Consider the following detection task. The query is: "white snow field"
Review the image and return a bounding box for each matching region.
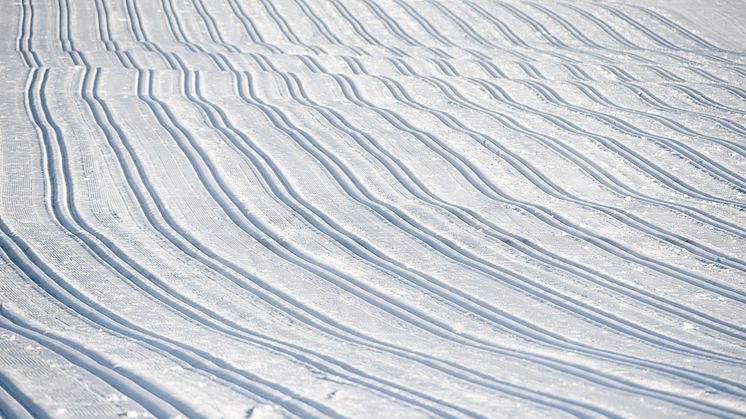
[0,0,745,417]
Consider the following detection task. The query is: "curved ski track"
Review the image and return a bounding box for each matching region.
[0,0,745,417]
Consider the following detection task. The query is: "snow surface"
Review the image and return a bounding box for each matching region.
[0,0,745,417]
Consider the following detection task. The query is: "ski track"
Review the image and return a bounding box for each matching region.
[0,0,745,417]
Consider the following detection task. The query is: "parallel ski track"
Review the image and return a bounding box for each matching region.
[1,0,745,417]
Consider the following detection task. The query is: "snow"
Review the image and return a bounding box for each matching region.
[1,0,745,417]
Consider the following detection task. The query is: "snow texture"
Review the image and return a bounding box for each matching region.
[0,0,745,417]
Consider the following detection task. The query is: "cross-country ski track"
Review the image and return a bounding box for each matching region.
[0,0,745,417]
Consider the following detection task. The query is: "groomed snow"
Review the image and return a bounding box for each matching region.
[0,0,745,417]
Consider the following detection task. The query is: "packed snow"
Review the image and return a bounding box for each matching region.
[1,0,745,417]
